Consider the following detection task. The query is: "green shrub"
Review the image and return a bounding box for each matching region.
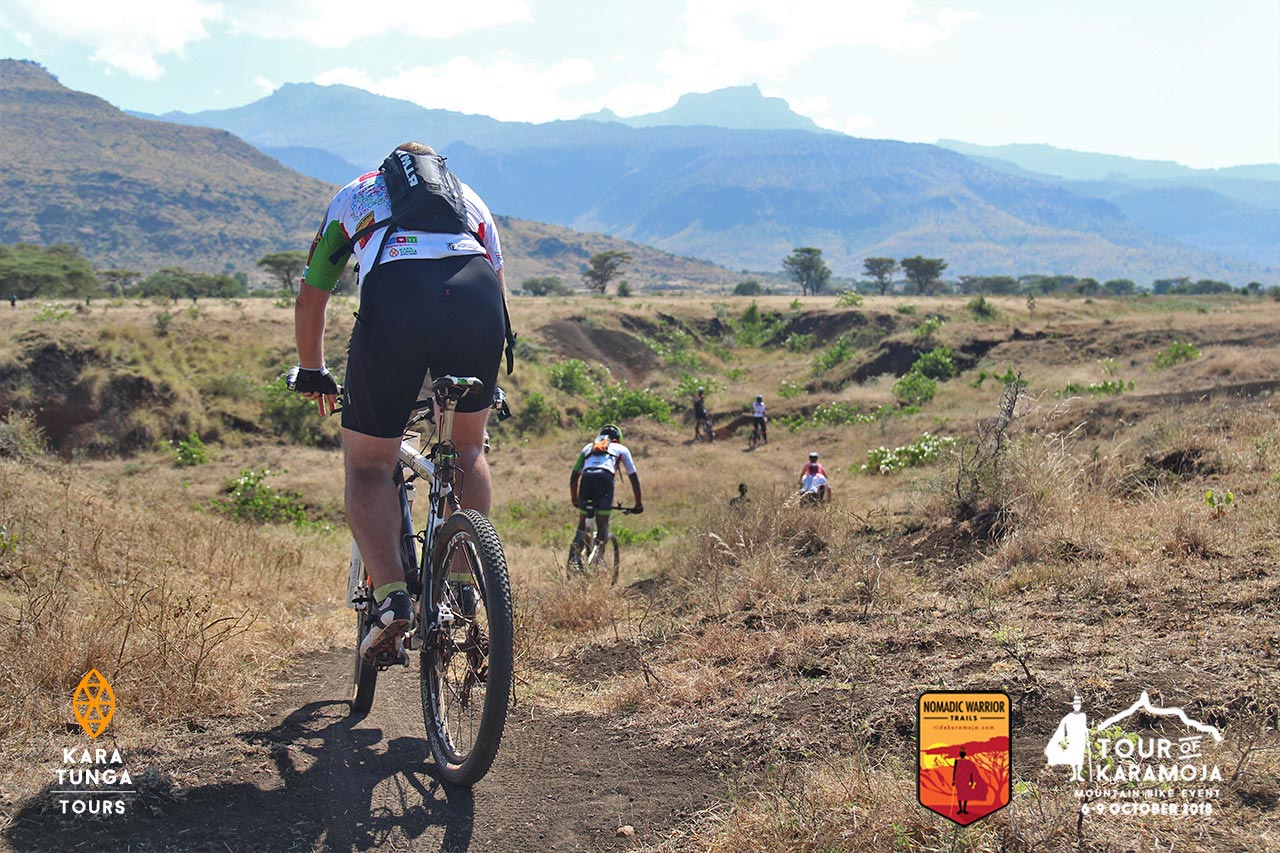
[549,358,595,396]
[895,304,917,315]
[893,370,938,405]
[171,432,209,466]
[967,295,998,320]
[585,383,672,426]
[861,433,957,474]
[837,290,864,307]
[1053,380,1132,398]
[913,316,943,342]
[912,346,956,380]
[261,376,336,447]
[613,524,671,545]
[733,279,763,296]
[784,332,816,352]
[34,304,71,323]
[778,379,807,399]
[212,469,309,524]
[0,412,46,459]
[674,373,723,401]
[812,336,854,374]
[513,391,559,435]
[1152,341,1201,369]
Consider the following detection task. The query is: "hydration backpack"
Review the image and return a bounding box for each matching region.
[327,149,474,266]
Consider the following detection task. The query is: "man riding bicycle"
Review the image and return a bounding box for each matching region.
[692,386,712,440]
[568,424,644,565]
[752,394,768,444]
[799,451,831,501]
[290,141,508,662]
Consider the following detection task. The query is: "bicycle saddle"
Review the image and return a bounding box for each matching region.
[432,375,484,400]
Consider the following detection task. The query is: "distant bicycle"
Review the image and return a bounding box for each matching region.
[748,418,765,450]
[566,505,639,584]
[694,414,715,442]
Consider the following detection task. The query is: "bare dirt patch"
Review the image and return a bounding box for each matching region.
[537,319,660,383]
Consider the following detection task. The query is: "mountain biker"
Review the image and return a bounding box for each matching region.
[290,141,508,663]
[752,394,768,444]
[692,386,712,440]
[569,424,644,564]
[799,451,831,501]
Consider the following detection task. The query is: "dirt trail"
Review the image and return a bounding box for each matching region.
[4,651,721,853]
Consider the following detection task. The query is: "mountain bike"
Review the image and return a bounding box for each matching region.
[748,417,766,449]
[566,505,639,585]
[694,414,715,442]
[346,376,513,786]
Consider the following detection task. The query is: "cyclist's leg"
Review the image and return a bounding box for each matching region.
[342,430,405,590]
[451,408,492,514]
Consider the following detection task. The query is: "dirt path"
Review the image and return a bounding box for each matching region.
[4,651,722,853]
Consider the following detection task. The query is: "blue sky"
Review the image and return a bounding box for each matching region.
[1,0,1277,168]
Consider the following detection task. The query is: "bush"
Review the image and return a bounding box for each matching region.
[861,433,957,474]
[0,412,46,459]
[674,373,723,401]
[895,304,917,315]
[513,391,559,435]
[1152,341,1201,369]
[811,336,854,374]
[733,280,763,296]
[913,316,943,342]
[212,469,310,525]
[171,432,208,467]
[1053,380,1132,398]
[549,358,595,396]
[261,377,336,447]
[911,346,956,380]
[778,379,807,399]
[837,290,864,307]
[967,295,998,320]
[893,370,938,405]
[783,332,816,352]
[585,383,672,426]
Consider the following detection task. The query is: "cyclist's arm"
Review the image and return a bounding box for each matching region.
[627,471,643,513]
[569,451,586,507]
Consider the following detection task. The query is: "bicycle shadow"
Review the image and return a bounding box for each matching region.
[4,701,475,853]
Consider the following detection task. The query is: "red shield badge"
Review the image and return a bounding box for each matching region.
[918,691,1011,825]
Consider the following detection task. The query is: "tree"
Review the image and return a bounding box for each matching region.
[1103,278,1136,296]
[0,243,100,299]
[99,269,141,296]
[1246,281,1263,296]
[582,250,632,294]
[257,250,309,295]
[137,268,246,300]
[782,247,831,295]
[900,256,947,295]
[733,279,763,296]
[959,275,1019,295]
[863,257,897,296]
[522,276,571,296]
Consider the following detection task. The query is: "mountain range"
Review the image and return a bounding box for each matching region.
[145,81,1277,284]
[0,60,735,288]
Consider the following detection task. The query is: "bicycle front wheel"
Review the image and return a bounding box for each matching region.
[350,599,378,714]
[421,510,513,785]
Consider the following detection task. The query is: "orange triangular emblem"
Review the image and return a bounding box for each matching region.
[72,669,115,738]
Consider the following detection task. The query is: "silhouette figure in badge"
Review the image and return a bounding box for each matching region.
[1045,695,1089,782]
[952,749,980,815]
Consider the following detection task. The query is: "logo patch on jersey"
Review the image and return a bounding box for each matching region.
[394,236,418,244]
[355,212,376,248]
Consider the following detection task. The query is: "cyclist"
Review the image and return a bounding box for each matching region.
[692,386,712,440]
[752,394,768,444]
[569,424,644,565]
[799,451,831,501]
[290,141,508,662]
[729,483,749,508]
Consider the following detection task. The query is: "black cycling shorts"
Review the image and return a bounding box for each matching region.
[578,469,616,518]
[341,255,505,438]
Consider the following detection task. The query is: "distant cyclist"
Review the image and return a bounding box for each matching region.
[752,394,768,444]
[569,424,644,564]
[799,451,831,501]
[692,386,713,440]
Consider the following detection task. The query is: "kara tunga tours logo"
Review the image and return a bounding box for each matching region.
[56,670,134,816]
[1045,690,1223,818]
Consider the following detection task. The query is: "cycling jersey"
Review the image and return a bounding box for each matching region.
[801,462,827,478]
[752,402,766,417]
[693,395,707,418]
[572,441,637,477]
[302,171,503,292]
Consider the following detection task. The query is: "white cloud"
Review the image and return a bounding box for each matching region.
[223,0,532,48]
[252,76,275,94]
[0,0,216,79]
[656,0,977,91]
[313,56,598,123]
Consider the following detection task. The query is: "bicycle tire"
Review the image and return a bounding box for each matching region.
[350,593,378,713]
[607,534,620,585]
[566,536,588,577]
[421,510,513,786]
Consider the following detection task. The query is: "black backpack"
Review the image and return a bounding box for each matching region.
[327,150,474,266]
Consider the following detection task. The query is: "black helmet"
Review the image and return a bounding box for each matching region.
[600,424,622,441]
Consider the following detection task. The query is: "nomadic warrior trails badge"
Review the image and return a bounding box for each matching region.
[918,691,1011,826]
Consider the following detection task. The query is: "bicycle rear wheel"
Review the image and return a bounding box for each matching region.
[607,534,620,585]
[350,594,378,713]
[566,535,588,577]
[421,510,513,785]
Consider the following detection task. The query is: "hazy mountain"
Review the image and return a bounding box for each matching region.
[145,81,1275,283]
[580,85,832,133]
[0,61,738,288]
[939,139,1280,265]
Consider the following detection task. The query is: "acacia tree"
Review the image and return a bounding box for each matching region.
[99,269,141,296]
[582,250,632,294]
[0,243,100,299]
[900,255,948,295]
[257,250,309,295]
[783,247,831,295]
[863,257,897,296]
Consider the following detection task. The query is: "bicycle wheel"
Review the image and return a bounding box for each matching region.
[566,535,588,577]
[421,510,513,785]
[350,587,378,713]
[606,534,620,585]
